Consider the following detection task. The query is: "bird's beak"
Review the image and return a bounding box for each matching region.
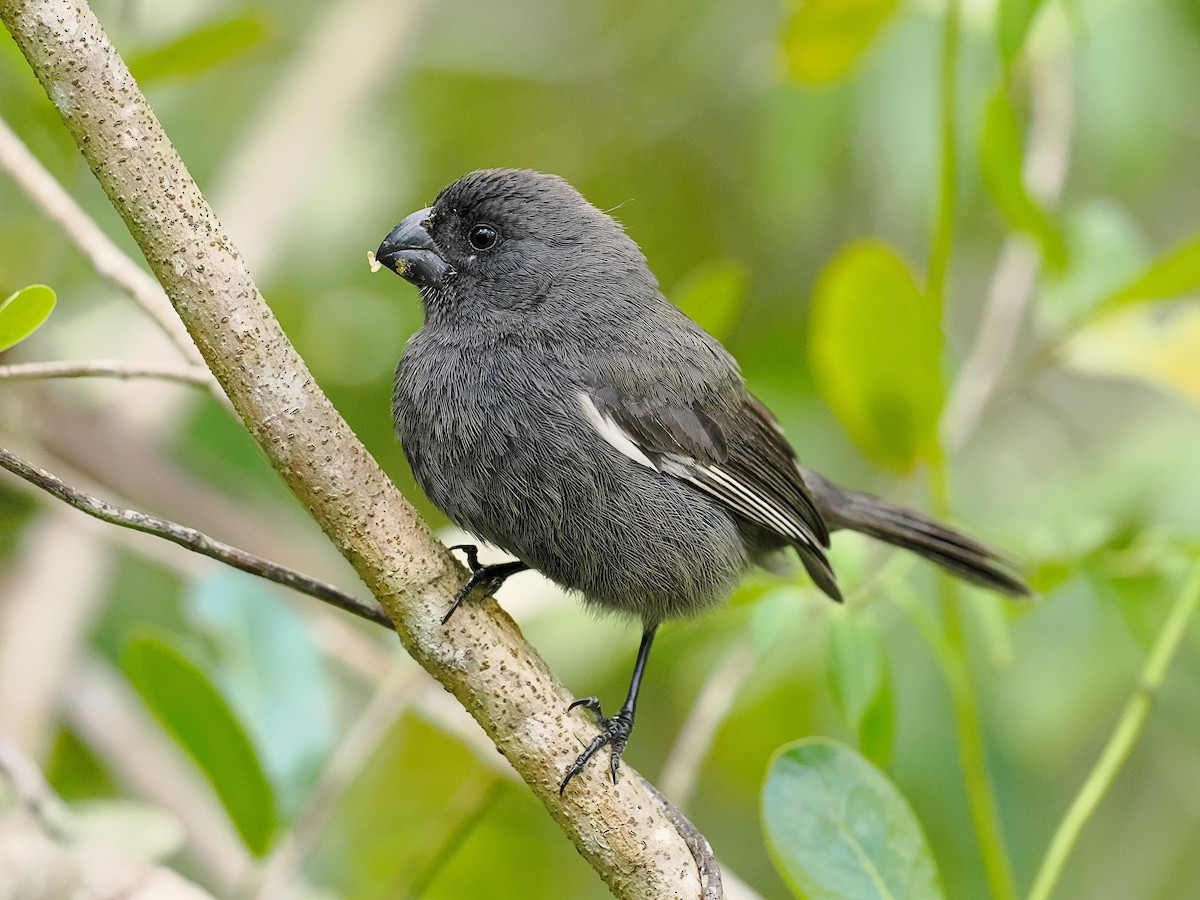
[375,207,453,289]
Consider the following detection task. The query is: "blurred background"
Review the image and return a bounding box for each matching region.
[1,0,1199,897]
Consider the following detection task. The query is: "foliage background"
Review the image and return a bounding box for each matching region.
[2,0,1199,897]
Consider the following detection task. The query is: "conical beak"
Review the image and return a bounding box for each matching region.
[375,207,454,289]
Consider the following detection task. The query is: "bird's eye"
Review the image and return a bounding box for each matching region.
[467,224,499,251]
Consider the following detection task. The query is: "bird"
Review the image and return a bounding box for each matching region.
[373,168,1029,794]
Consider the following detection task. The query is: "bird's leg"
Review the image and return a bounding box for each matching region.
[559,624,658,794]
[443,544,529,624]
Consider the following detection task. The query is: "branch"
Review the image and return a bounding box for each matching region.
[941,51,1074,449]
[0,739,220,900]
[0,116,200,371]
[0,2,706,896]
[0,359,213,387]
[0,446,392,629]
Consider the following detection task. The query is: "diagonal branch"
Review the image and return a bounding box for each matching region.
[0,446,392,629]
[0,2,707,896]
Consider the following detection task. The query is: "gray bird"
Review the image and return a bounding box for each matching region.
[375,168,1028,793]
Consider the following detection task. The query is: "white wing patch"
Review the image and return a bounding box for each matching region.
[577,391,822,553]
[577,392,656,470]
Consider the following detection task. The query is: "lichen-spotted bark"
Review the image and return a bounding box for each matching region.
[0,1,704,896]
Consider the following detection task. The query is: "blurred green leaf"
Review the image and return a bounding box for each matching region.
[671,258,749,340]
[858,676,895,768]
[762,737,943,899]
[122,631,277,855]
[311,715,503,900]
[827,610,894,767]
[1095,231,1200,315]
[1037,200,1145,333]
[980,87,1066,268]
[780,0,899,86]
[750,585,808,652]
[997,0,1047,69]
[826,610,885,728]
[0,284,55,352]
[128,11,272,83]
[186,571,335,815]
[809,240,944,471]
[969,592,1015,668]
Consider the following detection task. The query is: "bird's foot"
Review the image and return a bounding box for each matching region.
[559,696,634,794]
[443,545,528,624]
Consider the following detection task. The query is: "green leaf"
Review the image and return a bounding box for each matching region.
[122,631,277,855]
[1096,232,1200,314]
[128,12,272,83]
[0,284,56,352]
[186,571,335,816]
[997,0,1047,69]
[980,87,1066,268]
[762,738,943,900]
[780,0,899,86]
[809,240,944,471]
[670,258,749,341]
[827,611,894,767]
[750,585,808,652]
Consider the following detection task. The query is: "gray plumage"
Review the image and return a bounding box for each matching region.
[377,168,1027,789]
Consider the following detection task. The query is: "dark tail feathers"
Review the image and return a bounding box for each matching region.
[799,467,1031,598]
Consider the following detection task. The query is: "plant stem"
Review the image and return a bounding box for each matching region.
[1026,560,1200,900]
[930,460,1019,900]
[925,1,1019,892]
[927,0,960,311]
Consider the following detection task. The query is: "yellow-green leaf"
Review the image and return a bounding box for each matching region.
[997,0,1047,69]
[128,12,272,83]
[780,0,899,85]
[0,284,56,353]
[1096,232,1200,315]
[827,610,895,767]
[809,240,944,471]
[980,87,1066,268]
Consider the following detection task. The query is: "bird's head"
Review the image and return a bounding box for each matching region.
[374,169,654,325]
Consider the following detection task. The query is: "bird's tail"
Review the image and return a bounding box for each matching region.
[799,467,1031,598]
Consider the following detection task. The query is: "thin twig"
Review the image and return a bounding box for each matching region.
[1026,560,1200,900]
[941,51,1074,449]
[658,641,757,811]
[0,739,74,839]
[0,446,391,629]
[0,359,213,387]
[0,116,202,371]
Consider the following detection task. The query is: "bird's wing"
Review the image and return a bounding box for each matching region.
[579,384,840,600]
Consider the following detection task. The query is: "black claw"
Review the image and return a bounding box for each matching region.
[443,545,529,624]
[567,695,603,715]
[559,626,658,796]
[559,699,634,795]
